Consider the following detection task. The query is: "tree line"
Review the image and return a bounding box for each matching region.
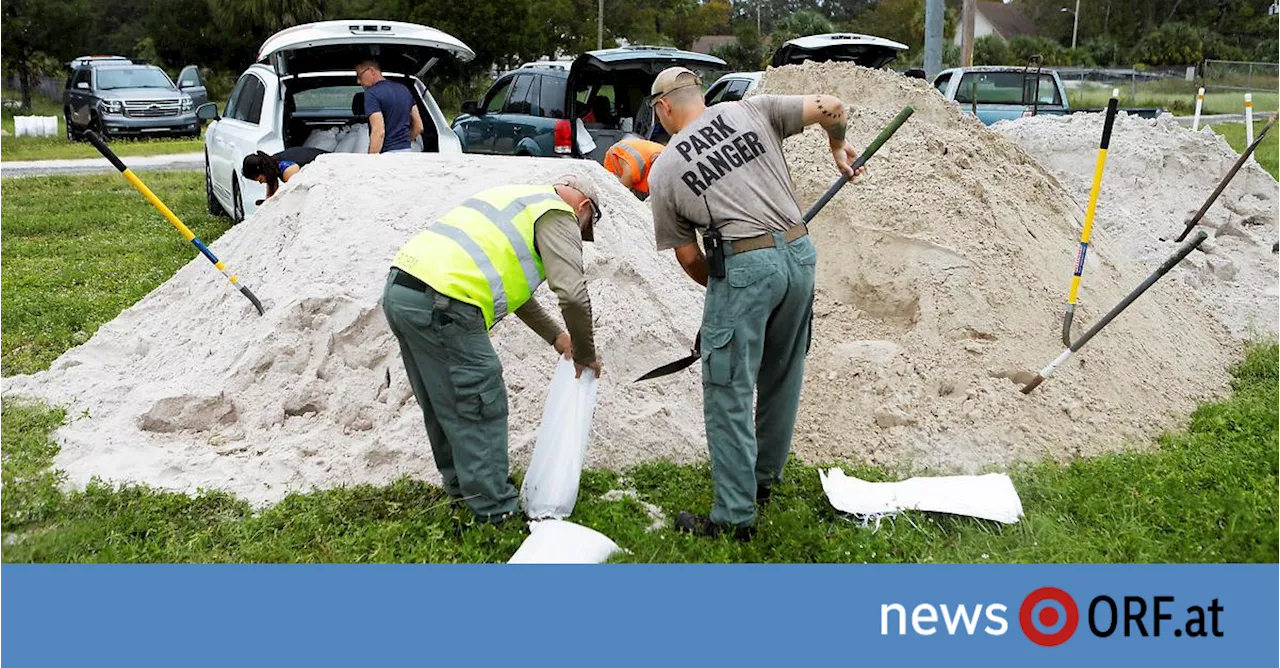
[3,0,1275,109]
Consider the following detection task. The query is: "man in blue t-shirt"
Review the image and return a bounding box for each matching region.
[356,59,422,153]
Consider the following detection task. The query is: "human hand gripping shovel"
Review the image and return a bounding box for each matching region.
[84,130,266,315]
[634,107,915,383]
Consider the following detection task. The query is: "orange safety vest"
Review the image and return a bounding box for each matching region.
[603,139,663,194]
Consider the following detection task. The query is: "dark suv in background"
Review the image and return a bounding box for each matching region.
[64,57,202,140]
[452,46,726,163]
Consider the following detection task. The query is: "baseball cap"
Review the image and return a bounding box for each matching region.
[650,67,702,103]
[554,173,602,241]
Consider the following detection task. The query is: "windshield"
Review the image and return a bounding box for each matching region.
[96,67,175,90]
[955,72,1061,106]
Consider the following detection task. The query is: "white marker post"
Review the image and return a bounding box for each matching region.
[1192,87,1205,131]
[1245,93,1255,146]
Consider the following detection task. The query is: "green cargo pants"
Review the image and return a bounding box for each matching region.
[381,269,519,520]
[701,232,816,528]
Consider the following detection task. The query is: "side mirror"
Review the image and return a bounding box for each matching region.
[461,100,482,116]
[196,102,220,121]
[76,82,90,90]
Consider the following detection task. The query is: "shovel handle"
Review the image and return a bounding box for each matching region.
[802,106,915,223]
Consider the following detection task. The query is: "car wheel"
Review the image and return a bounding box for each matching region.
[231,176,245,225]
[205,152,226,218]
[90,114,107,140]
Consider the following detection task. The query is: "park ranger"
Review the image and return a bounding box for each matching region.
[647,67,864,539]
[382,175,605,524]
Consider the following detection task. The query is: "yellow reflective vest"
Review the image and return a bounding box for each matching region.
[393,185,575,329]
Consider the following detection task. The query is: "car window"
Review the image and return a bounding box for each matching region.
[504,75,536,115]
[956,72,1061,106]
[484,78,513,114]
[240,76,265,124]
[294,86,364,113]
[539,75,567,118]
[178,66,202,88]
[705,81,729,105]
[95,67,174,90]
[72,69,91,88]
[933,73,952,94]
[721,79,750,103]
[224,74,251,118]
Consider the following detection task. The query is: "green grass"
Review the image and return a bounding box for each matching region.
[1,94,208,161]
[1068,83,1278,117]
[0,172,230,375]
[1211,121,1279,179]
[2,342,1275,563]
[1,170,1276,564]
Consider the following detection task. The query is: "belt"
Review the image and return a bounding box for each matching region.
[724,224,808,255]
[391,268,430,292]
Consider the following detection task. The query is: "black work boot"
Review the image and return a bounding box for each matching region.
[674,512,756,541]
[756,485,772,506]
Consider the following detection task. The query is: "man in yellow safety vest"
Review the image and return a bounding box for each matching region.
[382,174,605,524]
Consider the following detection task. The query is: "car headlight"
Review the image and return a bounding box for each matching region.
[180,97,194,112]
[100,99,124,115]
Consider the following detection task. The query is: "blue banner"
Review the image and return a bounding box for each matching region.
[3,565,1276,666]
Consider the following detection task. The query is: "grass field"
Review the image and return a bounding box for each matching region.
[2,95,207,162]
[1067,83,1279,117]
[1211,121,1279,179]
[1,168,1276,563]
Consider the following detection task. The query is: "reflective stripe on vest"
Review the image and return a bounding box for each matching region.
[606,139,660,194]
[392,186,575,329]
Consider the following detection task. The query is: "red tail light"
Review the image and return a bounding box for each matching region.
[554,119,572,154]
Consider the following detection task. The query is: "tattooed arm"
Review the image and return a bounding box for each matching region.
[801,94,863,179]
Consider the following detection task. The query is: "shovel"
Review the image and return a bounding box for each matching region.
[635,107,915,383]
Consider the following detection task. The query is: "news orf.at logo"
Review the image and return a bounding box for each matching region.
[1019,587,1079,646]
[880,588,1224,645]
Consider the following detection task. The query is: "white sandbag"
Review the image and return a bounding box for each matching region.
[333,124,369,153]
[820,469,1024,524]
[303,127,339,151]
[507,519,622,564]
[575,118,597,154]
[520,358,599,520]
[14,116,57,137]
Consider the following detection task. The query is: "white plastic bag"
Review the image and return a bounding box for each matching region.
[507,519,621,564]
[819,469,1024,524]
[521,358,599,520]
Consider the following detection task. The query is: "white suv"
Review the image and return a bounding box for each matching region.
[200,20,475,223]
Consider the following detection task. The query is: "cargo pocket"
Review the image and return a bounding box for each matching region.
[450,364,508,421]
[701,327,735,387]
[788,237,817,266]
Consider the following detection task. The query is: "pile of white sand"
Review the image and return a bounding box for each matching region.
[994,112,1278,338]
[3,62,1241,504]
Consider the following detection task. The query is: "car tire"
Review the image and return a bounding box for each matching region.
[231,175,245,225]
[64,111,79,142]
[205,152,226,218]
[90,114,107,140]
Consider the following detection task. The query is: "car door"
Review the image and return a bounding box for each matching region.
[208,73,266,218]
[464,76,513,154]
[177,65,208,108]
[493,74,537,155]
[67,68,93,126]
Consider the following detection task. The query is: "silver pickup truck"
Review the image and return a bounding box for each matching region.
[932,65,1164,126]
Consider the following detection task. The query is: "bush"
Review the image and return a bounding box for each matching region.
[1080,38,1126,67]
[1131,22,1235,66]
[1007,36,1068,66]
[973,36,1011,66]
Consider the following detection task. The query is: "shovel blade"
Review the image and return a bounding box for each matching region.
[633,354,699,383]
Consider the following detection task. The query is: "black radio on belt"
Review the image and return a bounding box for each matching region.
[702,197,726,279]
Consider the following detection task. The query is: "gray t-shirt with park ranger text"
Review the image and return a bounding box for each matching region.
[649,94,806,251]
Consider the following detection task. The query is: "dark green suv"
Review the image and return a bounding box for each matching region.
[451,46,726,163]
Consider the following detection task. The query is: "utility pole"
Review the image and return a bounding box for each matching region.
[961,0,976,67]
[924,0,944,79]
[598,0,604,50]
[756,2,762,35]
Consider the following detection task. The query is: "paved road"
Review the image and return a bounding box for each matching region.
[1,152,203,178]
[1172,113,1247,126]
